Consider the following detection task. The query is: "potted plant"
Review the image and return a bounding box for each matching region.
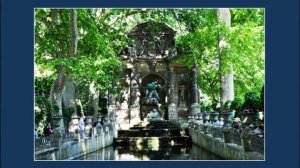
[200,104,211,124]
[230,97,244,116]
[222,100,234,127]
[51,105,63,129]
[209,104,219,124]
[51,105,61,118]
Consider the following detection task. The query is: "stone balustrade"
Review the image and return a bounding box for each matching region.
[188,113,264,160]
[35,128,114,160]
[35,132,81,152]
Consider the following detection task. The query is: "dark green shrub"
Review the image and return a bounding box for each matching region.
[243,92,260,112]
[63,107,74,126]
[34,96,52,132]
[52,104,60,115]
[230,97,244,112]
[211,100,220,112]
[224,100,232,111]
[200,102,213,112]
[259,85,264,112]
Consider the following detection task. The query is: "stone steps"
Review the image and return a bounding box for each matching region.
[118,129,181,137]
[114,120,191,148]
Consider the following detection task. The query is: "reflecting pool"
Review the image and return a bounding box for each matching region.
[74,144,223,160]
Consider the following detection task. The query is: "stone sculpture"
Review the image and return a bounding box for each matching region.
[145,81,161,101]
[146,108,163,121]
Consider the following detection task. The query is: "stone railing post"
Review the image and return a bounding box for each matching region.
[188,116,193,127]
[223,124,233,143]
[241,126,252,152]
[203,122,211,135]
[52,132,63,147]
[196,113,203,130]
[223,126,232,143]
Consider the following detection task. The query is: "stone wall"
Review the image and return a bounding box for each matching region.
[35,131,114,160]
[189,128,264,160]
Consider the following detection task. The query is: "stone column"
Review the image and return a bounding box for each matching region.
[190,64,201,115]
[168,65,178,121]
[107,94,116,121]
[129,68,141,125]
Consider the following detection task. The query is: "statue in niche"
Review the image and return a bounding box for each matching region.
[145,80,161,102]
[178,87,187,107]
[179,88,185,102]
[130,78,140,106]
[142,80,163,105]
[157,35,166,55]
[124,74,130,86]
[128,44,137,58]
[141,37,149,57]
[131,88,140,106]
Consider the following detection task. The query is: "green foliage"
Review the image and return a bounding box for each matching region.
[35,96,52,132]
[243,91,260,112]
[35,76,54,97]
[230,97,244,112]
[35,9,124,92]
[201,103,213,112]
[230,9,264,26]
[176,8,264,102]
[52,104,59,115]
[259,85,264,112]
[223,100,232,111]
[63,107,74,126]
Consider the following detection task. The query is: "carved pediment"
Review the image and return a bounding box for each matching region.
[128,21,176,36]
[121,21,177,60]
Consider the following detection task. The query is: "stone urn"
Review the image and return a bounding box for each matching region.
[51,114,63,128]
[210,111,220,124]
[222,111,234,127]
[71,115,80,125]
[202,112,210,124]
[240,109,256,126]
[97,115,102,123]
[85,116,93,125]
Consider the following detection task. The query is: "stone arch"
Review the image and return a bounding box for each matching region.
[141,72,166,85]
[140,73,167,120]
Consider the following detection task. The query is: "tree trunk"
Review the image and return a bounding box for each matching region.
[62,8,79,122]
[217,8,234,112]
[69,9,78,56]
[48,9,66,134]
[49,9,79,133]
[89,81,100,123]
[50,65,66,133]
